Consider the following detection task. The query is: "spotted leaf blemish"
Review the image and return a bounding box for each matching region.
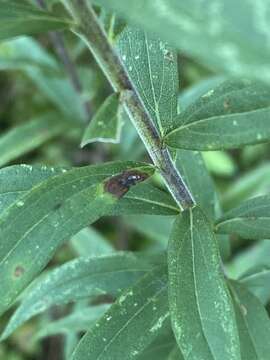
[104,170,149,198]
[14,265,25,278]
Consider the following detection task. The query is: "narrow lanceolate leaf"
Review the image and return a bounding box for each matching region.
[71,266,169,360]
[179,76,226,111]
[0,164,64,215]
[165,79,270,150]
[175,150,217,220]
[0,112,74,167]
[168,207,240,360]
[0,161,156,316]
[71,227,114,257]
[81,93,122,146]
[35,304,110,340]
[168,347,184,360]
[0,0,72,42]
[222,163,270,211]
[0,163,178,218]
[93,0,270,83]
[230,281,270,360]
[0,37,87,122]
[138,324,176,360]
[1,252,163,340]
[240,267,270,305]
[216,195,270,239]
[176,150,230,260]
[226,240,270,279]
[118,27,178,134]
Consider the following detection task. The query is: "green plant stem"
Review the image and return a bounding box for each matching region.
[65,0,195,210]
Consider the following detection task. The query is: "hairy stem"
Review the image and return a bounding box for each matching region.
[65,0,195,210]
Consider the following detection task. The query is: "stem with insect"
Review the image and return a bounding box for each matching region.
[64,0,196,211]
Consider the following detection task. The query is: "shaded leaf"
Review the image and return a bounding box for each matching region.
[165,79,270,150]
[0,112,74,167]
[81,93,122,146]
[35,304,110,340]
[175,150,217,220]
[168,346,184,360]
[179,76,226,111]
[240,267,270,305]
[138,323,176,360]
[226,240,270,279]
[216,195,270,239]
[93,0,270,83]
[202,151,236,177]
[175,150,231,260]
[230,281,270,360]
[124,215,174,248]
[0,37,87,121]
[221,163,270,211]
[118,26,178,134]
[71,227,114,257]
[71,266,169,360]
[0,0,71,42]
[168,207,240,360]
[1,252,162,340]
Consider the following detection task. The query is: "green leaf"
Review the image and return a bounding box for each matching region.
[202,151,236,177]
[0,163,178,218]
[230,281,270,360]
[175,150,217,220]
[117,27,178,134]
[175,150,231,260]
[168,346,184,360]
[93,0,270,83]
[0,37,87,122]
[124,215,174,248]
[165,79,270,150]
[0,112,74,167]
[138,325,176,360]
[216,195,270,239]
[221,163,270,211]
[168,207,240,360]
[0,36,58,70]
[240,267,270,305]
[81,93,122,146]
[179,76,226,111]
[0,161,156,316]
[107,182,178,216]
[226,240,270,279]
[0,164,64,215]
[71,227,114,257]
[35,304,110,340]
[0,0,72,42]
[71,266,169,360]
[1,252,162,340]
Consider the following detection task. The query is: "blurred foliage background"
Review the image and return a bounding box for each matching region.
[1,1,270,359]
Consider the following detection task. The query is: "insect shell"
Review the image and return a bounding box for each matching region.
[105,170,149,198]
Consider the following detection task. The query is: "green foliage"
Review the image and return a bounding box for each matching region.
[0,0,72,41]
[81,93,122,145]
[168,208,240,360]
[1,0,270,359]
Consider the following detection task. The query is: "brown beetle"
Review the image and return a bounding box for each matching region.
[104,170,149,198]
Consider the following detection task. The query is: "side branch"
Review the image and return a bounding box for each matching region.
[66,0,195,210]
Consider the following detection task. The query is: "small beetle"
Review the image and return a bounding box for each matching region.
[105,170,149,198]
